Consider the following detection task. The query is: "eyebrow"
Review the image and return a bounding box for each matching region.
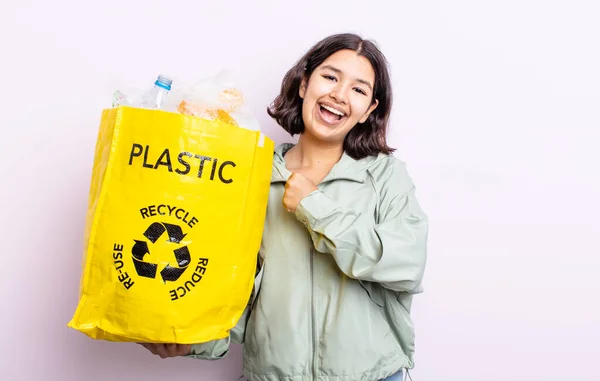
[320,65,373,91]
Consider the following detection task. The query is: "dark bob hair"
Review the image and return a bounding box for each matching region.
[267,33,395,160]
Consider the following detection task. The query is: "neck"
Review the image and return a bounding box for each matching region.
[288,134,344,169]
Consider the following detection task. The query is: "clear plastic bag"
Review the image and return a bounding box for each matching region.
[164,71,261,131]
[112,75,173,109]
[113,72,261,132]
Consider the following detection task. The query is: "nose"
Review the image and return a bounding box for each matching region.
[330,84,348,104]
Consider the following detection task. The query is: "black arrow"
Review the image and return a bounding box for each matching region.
[163,223,187,243]
[143,222,166,243]
[132,240,157,279]
[133,259,158,279]
[132,240,149,260]
[160,246,191,282]
[173,246,191,267]
[160,265,187,282]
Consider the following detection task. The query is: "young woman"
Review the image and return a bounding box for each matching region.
[141,33,428,381]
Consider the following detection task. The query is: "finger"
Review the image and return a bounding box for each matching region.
[287,173,298,185]
[293,172,309,182]
[155,344,170,359]
[165,344,180,357]
[282,199,291,213]
[177,344,192,356]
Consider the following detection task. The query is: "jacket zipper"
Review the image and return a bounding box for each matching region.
[310,236,317,380]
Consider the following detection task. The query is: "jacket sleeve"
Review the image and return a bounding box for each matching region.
[187,337,230,360]
[186,302,250,360]
[294,160,428,293]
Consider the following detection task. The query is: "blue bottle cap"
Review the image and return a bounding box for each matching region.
[154,75,173,90]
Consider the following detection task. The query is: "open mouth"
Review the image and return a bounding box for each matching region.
[318,104,346,124]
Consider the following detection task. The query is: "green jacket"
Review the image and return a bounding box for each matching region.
[188,143,429,381]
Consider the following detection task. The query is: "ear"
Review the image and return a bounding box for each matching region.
[359,99,379,124]
[299,76,308,99]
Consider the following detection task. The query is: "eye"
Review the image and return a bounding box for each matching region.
[353,87,367,96]
[322,74,337,82]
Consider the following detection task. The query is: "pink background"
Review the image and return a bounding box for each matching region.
[1,1,599,380]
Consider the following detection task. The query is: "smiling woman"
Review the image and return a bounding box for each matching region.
[299,50,379,142]
[268,33,395,160]
[140,33,428,381]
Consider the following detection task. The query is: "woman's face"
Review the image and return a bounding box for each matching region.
[299,49,378,145]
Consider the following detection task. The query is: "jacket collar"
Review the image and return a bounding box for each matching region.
[271,143,368,184]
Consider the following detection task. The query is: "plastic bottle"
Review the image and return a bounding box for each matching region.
[138,75,173,110]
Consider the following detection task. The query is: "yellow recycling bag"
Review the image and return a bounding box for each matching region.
[68,106,274,344]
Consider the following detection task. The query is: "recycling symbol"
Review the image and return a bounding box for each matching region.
[132,222,191,282]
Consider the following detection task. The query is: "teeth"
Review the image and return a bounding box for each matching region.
[321,104,345,117]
